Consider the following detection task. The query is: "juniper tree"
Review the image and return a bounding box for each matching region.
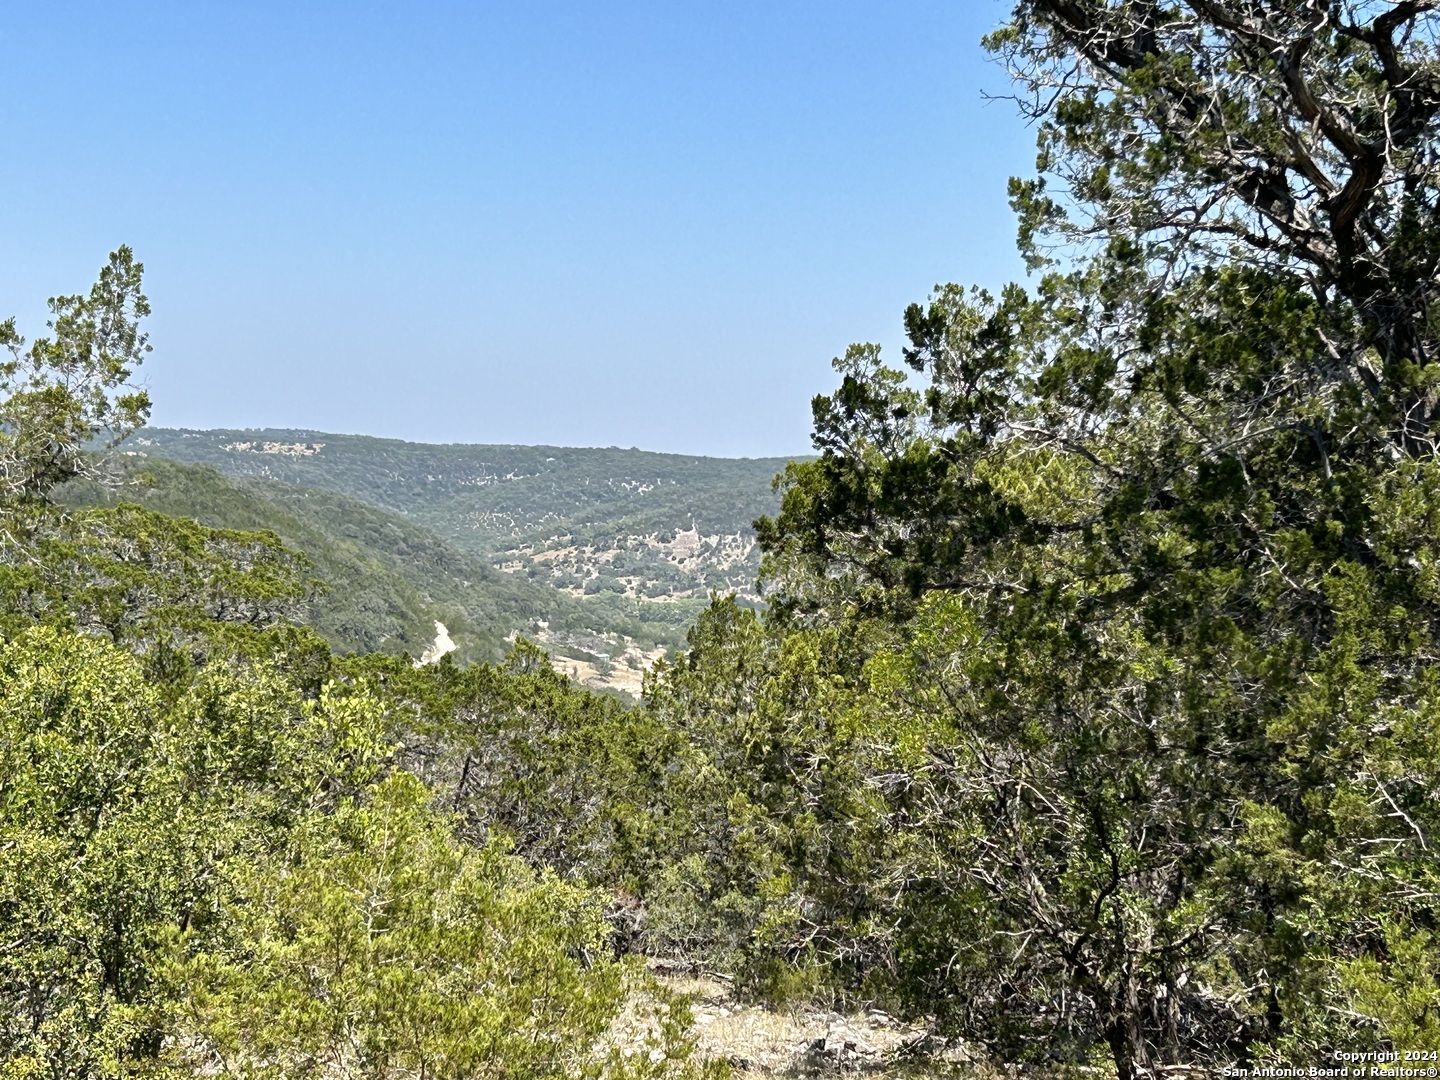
[748,3,1440,1073]
[0,247,151,502]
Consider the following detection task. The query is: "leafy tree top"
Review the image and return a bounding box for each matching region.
[0,246,151,501]
[993,1,1440,453]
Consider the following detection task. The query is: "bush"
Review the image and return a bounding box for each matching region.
[171,772,714,1079]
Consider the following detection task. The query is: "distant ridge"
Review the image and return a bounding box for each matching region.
[129,427,795,554]
[97,428,804,693]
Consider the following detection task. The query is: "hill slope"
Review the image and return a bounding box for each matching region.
[59,459,719,682]
[58,460,514,663]
[117,429,799,686]
[127,428,793,603]
[65,429,801,691]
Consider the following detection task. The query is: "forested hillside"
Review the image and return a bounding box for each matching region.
[57,458,536,664]
[116,428,792,690]
[8,4,1440,1078]
[129,427,790,601]
[58,457,713,686]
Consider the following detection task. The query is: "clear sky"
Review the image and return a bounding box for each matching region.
[1,1,1035,457]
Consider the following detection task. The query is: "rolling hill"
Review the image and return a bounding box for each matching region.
[72,430,801,691]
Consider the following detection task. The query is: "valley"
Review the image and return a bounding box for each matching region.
[85,428,799,693]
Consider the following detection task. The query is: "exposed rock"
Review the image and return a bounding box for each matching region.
[415,621,456,666]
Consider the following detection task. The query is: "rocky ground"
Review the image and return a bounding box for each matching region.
[660,973,991,1078]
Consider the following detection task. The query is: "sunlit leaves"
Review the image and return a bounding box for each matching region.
[0,247,151,501]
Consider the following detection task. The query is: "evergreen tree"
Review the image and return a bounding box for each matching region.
[741,3,1440,1073]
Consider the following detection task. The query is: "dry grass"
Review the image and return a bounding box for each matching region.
[659,973,1000,1079]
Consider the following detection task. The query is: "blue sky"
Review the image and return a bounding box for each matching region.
[1,1,1034,457]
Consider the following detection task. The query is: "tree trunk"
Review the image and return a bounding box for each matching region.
[1105,976,1156,1080]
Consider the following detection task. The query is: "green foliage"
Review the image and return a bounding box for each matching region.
[353,642,677,888]
[0,247,151,501]
[637,600,876,986]
[735,257,1440,1070]
[732,202,1440,1080]
[656,5,1440,1074]
[0,254,717,1079]
[171,771,711,1080]
[18,9,1440,1073]
[0,622,712,1078]
[58,458,518,661]
[128,429,789,558]
[124,427,795,655]
[0,500,313,649]
[0,627,169,1073]
[58,456,728,662]
[1340,922,1440,1052]
[0,625,374,1073]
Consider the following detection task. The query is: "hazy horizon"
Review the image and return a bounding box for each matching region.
[137,423,809,462]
